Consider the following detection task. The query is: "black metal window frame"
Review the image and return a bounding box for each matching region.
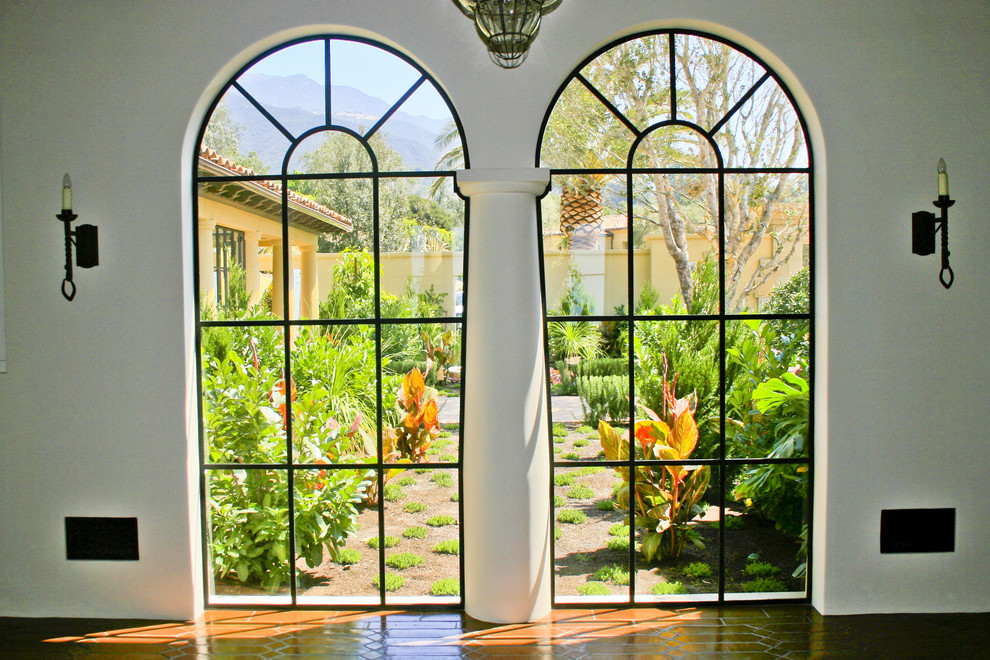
[193,34,470,609]
[536,28,815,607]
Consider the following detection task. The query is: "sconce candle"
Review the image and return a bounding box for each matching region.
[56,173,99,301]
[911,158,954,289]
[62,173,72,211]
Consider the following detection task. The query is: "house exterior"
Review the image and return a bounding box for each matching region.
[197,147,352,318]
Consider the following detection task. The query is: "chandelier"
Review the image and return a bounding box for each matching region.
[452,0,563,68]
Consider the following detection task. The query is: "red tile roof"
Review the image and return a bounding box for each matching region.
[198,147,353,232]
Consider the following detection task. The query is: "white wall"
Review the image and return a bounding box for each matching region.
[0,0,987,618]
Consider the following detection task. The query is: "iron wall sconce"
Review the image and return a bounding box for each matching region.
[912,159,954,289]
[57,174,99,301]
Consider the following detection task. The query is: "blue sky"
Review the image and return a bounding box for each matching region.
[247,39,451,120]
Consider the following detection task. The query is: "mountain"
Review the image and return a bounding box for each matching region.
[227,73,450,172]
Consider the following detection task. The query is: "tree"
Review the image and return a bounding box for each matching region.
[428,121,463,201]
[291,131,411,253]
[202,99,268,174]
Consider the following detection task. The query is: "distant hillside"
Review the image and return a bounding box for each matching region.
[228,73,450,172]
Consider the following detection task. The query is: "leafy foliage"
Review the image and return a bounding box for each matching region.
[599,371,710,561]
[577,375,630,425]
[726,320,809,537]
[431,578,461,596]
[391,368,440,462]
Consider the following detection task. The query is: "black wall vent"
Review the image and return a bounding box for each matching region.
[65,517,139,560]
[880,508,955,554]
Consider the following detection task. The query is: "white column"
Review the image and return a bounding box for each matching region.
[244,231,262,307]
[299,244,317,320]
[457,168,551,623]
[271,240,284,318]
[197,219,216,309]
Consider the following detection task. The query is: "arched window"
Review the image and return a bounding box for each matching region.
[538,30,813,605]
[194,36,468,607]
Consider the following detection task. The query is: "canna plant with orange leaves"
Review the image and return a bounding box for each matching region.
[392,367,441,462]
[599,363,710,561]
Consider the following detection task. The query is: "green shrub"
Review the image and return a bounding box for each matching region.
[554,526,562,541]
[414,467,433,474]
[572,438,589,448]
[403,526,427,539]
[596,500,616,511]
[577,466,605,476]
[553,436,566,444]
[373,573,405,592]
[556,508,587,524]
[385,552,424,569]
[724,515,745,530]
[607,536,630,552]
[577,375,630,425]
[741,577,787,593]
[367,535,400,550]
[554,472,576,487]
[609,523,630,537]
[431,437,452,450]
[552,422,569,437]
[577,425,594,434]
[403,502,428,513]
[438,453,456,463]
[431,578,460,596]
[554,494,566,507]
[684,562,712,579]
[431,472,454,488]
[744,561,779,577]
[426,514,456,527]
[432,539,460,555]
[384,483,406,502]
[561,452,580,460]
[450,492,459,502]
[336,548,361,565]
[567,484,594,499]
[396,476,417,487]
[577,581,611,596]
[592,564,630,585]
[651,581,687,595]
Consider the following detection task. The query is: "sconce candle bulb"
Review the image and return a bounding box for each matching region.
[62,173,72,211]
[937,158,948,197]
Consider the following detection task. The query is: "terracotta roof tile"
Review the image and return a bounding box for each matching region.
[199,147,352,230]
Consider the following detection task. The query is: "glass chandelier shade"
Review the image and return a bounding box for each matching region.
[453,0,562,68]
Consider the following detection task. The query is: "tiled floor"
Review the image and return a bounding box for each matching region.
[2,606,988,658]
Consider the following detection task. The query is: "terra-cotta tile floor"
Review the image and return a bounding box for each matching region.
[2,606,989,658]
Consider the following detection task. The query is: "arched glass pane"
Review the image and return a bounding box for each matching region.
[712,77,808,169]
[581,33,672,132]
[287,130,373,175]
[238,40,328,140]
[375,83,456,172]
[674,33,765,131]
[330,40,427,136]
[541,78,635,170]
[632,124,720,169]
[203,85,290,172]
